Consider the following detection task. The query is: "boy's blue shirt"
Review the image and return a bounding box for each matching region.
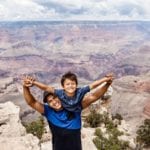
[43,104,82,129]
[54,85,90,112]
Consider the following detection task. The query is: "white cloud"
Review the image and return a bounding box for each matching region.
[0,0,60,20]
[0,0,150,21]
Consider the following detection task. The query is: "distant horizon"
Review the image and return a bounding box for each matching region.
[0,20,150,23]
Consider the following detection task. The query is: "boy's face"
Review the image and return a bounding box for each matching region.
[47,95,63,111]
[63,79,77,96]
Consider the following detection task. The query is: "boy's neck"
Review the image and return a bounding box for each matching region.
[65,92,75,97]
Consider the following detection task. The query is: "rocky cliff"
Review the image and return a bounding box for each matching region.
[0,101,98,150]
[0,101,40,150]
[0,21,150,82]
[111,72,150,134]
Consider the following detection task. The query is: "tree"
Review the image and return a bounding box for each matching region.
[136,119,150,148]
[24,116,45,139]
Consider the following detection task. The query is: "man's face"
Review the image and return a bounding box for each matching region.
[47,95,62,111]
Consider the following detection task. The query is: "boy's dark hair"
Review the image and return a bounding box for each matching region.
[43,91,56,103]
[61,71,78,86]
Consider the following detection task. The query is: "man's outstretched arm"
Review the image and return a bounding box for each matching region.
[89,73,113,90]
[23,84,44,114]
[82,81,112,109]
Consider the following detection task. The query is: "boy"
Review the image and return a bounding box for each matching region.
[24,72,113,112]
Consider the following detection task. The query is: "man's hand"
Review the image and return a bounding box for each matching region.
[105,73,114,85]
[22,75,35,87]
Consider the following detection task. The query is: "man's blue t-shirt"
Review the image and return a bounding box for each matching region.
[54,86,90,112]
[43,104,82,129]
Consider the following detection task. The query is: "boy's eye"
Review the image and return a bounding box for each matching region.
[66,83,71,85]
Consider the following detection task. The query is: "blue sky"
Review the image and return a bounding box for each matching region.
[0,0,150,21]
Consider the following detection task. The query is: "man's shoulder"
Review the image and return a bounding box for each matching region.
[43,104,52,114]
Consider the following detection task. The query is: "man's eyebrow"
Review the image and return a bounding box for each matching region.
[47,96,52,100]
[47,98,53,103]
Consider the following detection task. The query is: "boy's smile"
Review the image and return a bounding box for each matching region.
[63,79,77,97]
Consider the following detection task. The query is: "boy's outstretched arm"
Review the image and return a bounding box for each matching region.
[82,81,112,109]
[33,80,55,93]
[23,75,55,93]
[89,74,113,90]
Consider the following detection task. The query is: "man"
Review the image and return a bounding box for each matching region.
[23,75,113,150]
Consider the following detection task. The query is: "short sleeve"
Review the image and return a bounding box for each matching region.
[54,89,63,97]
[42,104,52,117]
[81,85,90,94]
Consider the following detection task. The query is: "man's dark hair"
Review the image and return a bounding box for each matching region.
[43,91,56,103]
[61,71,78,86]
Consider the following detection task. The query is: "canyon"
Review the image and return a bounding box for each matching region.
[0,21,150,131]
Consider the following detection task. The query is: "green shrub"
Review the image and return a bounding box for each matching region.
[85,110,103,127]
[24,116,45,139]
[112,113,123,125]
[94,128,104,139]
[93,137,104,150]
[102,112,111,125]
[136,119,150,148]
[85,110,131,149]
[93,128,130,150]
[112,113,123,121]
[105,120,116,131]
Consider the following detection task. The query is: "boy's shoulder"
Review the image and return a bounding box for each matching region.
[55,88,64,94]
[77,85,90,91]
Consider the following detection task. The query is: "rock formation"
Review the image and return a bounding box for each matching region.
[111,73,150,134]
[0,101,40,150]
[0,101,100,150]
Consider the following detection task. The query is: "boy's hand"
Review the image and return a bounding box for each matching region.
[105,73,114,84]
[22,75,35,87]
